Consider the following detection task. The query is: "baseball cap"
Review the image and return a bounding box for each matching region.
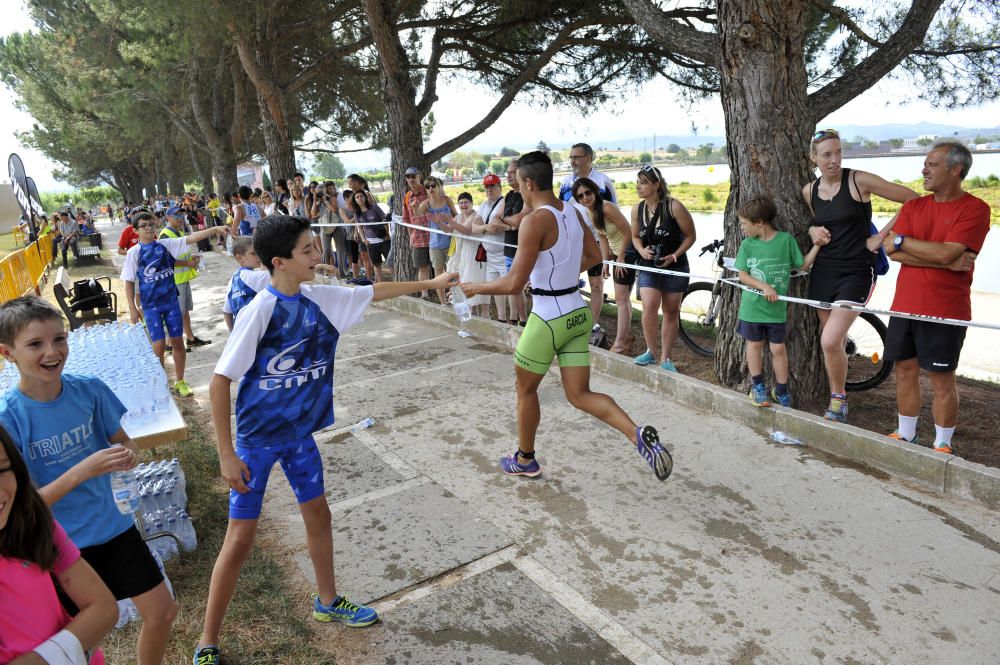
[165,205,184,217]
[404,166,420,176]
[483,174,502,186]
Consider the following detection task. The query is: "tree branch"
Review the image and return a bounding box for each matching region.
[808,0,945,122]
[620,0,718,64]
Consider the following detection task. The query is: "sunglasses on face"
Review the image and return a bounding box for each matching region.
[425,184,438,189]
[812,128,839,142]
[573,190,595,202]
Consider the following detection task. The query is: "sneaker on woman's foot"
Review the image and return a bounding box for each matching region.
[636,425,673,481]
[173,380,193,397]
[634,350,655,366]
[823,396,848,423]
[749,383,770,407]
[659,359,678,372]
[312,593,379,627]
[933,443,954,455]
[769,388,792,408]
[499,452,542,477]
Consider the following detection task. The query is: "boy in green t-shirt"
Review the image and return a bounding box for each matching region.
[734,196,821,407]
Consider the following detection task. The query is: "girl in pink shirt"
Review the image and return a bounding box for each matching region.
[0,426,116,664]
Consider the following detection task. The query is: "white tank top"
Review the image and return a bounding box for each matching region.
[529,203,586,321]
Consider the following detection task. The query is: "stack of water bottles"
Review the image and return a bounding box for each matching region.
[0,321,173,428]
[112,458,196,629]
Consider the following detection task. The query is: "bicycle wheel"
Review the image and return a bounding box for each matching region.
[845,311,894,391]
[678,282,719,357]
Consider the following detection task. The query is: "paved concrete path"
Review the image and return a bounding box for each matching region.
[101,216,1000,665]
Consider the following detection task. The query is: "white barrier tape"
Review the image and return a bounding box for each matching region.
[717,276,1000,331]
[323,219,998,332]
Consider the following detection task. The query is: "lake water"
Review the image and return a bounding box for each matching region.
[607,152,1000,186]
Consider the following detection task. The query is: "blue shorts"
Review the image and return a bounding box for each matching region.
[505,255,513,271]
[145,301,184,343]
[230,436,325,520]
[239,221,252,236]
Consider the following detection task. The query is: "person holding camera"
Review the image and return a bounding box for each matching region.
[629,165,696,372]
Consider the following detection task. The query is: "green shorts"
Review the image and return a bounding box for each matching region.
[514,306,591,375]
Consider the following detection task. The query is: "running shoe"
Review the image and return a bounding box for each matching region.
[312,593,379,627]
[636,425,673,481]
[770,388,792,408]
[749,383,770,407]
[192,645,220,665]
[933,443,954,455]
[173,380,193,397]
[659,359,678,372]
[187,336,211,347]
[823,396,848,423]
[634,350,655,366]
[499,452,542,477]
[887,430,918,444]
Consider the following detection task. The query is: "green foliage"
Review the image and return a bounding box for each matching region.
[475,160,488,174]
[312,153,347,180]
[702,187,716,203]
[499,146,520,157]
[666,144,681,153]
[917,137,934,147]
[889,138,904,149]
[639,152,653,163]
[489,159,507,174]
[41,186,120,211]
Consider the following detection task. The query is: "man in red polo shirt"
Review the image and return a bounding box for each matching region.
[118,218,140,255]
[882,140,991,455]
[401,166,431,296]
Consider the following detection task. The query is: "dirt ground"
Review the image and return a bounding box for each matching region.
[591,306,1000,470]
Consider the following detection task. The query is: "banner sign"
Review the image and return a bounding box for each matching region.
[8,153,32,219]
[25,176,45,216]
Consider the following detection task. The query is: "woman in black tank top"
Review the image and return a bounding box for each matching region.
[802,129,919,423]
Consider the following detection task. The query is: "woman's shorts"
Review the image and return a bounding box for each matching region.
[612,252,637,287]
[808,262,876,305]
[637,258,689,293]
[366,240,389,265]
[430,247,449,272]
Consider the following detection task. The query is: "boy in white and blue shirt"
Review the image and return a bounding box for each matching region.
[222,236,270,331]
[193,215,458,665]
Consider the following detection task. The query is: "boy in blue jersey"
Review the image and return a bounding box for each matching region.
[192,215,458,665]
[121,211,229,397]
[0,296,178,665]
[222,236,270,331]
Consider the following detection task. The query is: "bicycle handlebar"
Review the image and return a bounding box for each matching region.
[699,239,724,256]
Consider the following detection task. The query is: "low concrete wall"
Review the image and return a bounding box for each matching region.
[376,295,1000,510]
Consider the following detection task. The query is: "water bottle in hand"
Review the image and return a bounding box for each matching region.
[451,286,472,323]
[109,447,140,515]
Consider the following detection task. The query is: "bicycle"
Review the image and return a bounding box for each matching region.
[677,239,893,391]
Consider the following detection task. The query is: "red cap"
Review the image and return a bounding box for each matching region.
[482,174,502,186]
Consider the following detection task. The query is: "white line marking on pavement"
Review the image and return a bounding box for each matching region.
[329,476,430,512]
[371,545,521,614]
[513,557,676,665]
[336,352,507,388]
[352,429,421,480]
[339,333,456,362]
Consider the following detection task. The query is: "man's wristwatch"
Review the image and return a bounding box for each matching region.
[893,235,905,251]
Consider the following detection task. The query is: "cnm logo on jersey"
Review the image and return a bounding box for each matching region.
[258,338,328,390]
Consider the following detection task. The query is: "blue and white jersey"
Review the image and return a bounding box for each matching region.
[215,284,374,448]
[244,202,262,229]
[559,168,618,205]
[120,237,189,310]
[223,268,272,318]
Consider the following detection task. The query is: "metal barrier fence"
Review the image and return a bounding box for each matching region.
[0,232,54,303]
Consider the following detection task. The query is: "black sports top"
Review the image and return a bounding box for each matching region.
[810,168,875,269]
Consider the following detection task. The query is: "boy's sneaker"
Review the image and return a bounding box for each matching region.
[312,593,379,627]
[823,396,848,423]
[748,383,770,407]
[499,452,542,477]
[887,430,918,444]
[634,350,655,366]
[933,443,954,455]
[192,645,220,665]
[770,388,792,408]
[173,380,193,397]
[187,336,211,347]
[636,425,673,481]
[659,359,678,372]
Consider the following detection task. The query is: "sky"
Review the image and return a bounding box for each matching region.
[3,2,1000,191]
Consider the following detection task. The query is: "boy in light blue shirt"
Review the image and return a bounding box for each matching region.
[0,296,178,665]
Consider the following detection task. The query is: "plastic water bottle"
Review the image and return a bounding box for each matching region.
[351,417,375,433]
[178,512,198,552]
[225,232,234,255]
[451,286,474,338]
[769,429,803,446]
[115,599,133,629]
[109,449,140,515]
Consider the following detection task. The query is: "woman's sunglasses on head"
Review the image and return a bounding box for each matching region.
[812,128,839,142]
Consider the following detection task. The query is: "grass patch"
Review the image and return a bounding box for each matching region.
[0,232,21,259]
[100,402,326,664]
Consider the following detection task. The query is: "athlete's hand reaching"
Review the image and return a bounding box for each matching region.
[429,271,460,290]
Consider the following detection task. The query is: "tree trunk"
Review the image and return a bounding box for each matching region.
[258,98,297,181]
[154,157,167,198]
[188,142,213,194]
[212,160,239,197]
[714,0,826,403]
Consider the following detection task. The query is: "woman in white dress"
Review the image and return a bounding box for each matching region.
[444,192,488,316]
